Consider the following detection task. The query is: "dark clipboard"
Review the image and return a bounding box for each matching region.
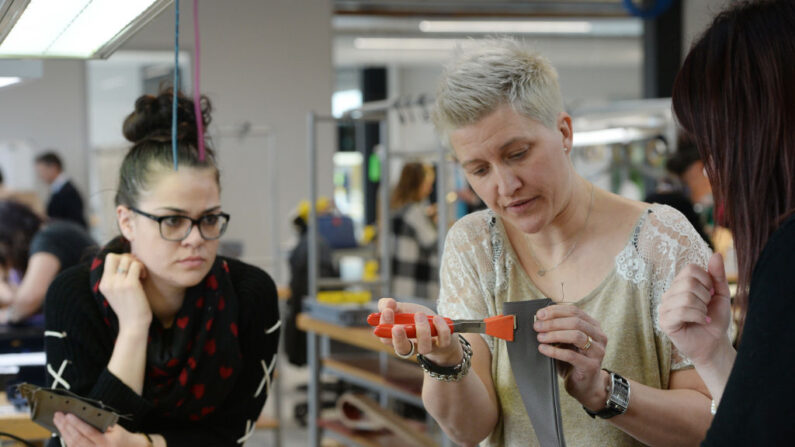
[16,383,125,436]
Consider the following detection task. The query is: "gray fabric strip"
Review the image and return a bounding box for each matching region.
[503,299,567,447]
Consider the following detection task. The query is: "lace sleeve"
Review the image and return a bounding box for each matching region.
[633,205,712,370]
[436,213,496,352]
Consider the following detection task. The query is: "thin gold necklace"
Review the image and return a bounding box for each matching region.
[527,183,594,277]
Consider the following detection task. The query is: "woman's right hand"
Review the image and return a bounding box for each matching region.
[99,253,152,333]
[377,298,463,367]
[54,412,151,447]
[659,253,733,367]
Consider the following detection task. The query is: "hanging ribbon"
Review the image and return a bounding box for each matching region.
[192,0,205,161]
[172,0,180,170]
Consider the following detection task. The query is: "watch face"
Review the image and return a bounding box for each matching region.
[613,388,629,408]
[611,378,630,409]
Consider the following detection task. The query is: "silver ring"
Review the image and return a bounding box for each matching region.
[117,268,128,274]
[395,340,415,359]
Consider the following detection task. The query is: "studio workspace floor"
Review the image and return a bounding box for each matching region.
[249,352,395,447]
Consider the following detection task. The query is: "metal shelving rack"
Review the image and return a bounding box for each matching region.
[304,102,452,447]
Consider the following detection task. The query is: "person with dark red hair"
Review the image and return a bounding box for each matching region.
[660,0,795,444]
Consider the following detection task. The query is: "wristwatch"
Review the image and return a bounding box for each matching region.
[584,369,630,419]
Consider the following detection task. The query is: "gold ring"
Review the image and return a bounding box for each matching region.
[581,335,592,351]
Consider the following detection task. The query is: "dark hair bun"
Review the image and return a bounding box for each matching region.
[122,88,212,145]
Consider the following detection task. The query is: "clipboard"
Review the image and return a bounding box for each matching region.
[16,383,125,435]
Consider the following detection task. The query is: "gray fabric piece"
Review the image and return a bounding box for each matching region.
[503,299,566,447]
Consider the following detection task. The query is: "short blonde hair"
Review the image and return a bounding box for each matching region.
[432,38,564,140]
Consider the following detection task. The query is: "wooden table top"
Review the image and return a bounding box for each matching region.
[296,313,415,360]
[0,392,51,441]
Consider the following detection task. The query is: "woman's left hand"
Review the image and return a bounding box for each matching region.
[53,412,148,447]
[534,304,609,411]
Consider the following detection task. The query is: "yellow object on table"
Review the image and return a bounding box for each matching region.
[362,260,379,282]
[317,290,372,304]
[361,225,377,245]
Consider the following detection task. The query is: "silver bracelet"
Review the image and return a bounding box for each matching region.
[416,334,472,382]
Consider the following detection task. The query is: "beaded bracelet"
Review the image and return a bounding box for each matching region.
[416,334,472,382]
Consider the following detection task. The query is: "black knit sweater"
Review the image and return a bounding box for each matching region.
[702,214,795,445]
[44,257,280,447]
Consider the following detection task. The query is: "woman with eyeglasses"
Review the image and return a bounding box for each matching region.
[43,89,280,447]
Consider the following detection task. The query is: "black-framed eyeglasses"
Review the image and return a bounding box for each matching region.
[129,207,230,242]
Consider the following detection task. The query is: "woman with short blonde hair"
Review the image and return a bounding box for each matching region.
[378,39,714,446]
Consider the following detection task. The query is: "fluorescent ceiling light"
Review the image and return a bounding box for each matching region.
[0,352,46,367]
[420,20,592,34]
[0,0,172,59]
[0,75,21,88]
[354,38,466,51]
[573,128,647,147]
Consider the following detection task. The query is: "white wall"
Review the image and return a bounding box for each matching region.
[0,0,333,280]
[683,0,732,55]
[0,60,89,201]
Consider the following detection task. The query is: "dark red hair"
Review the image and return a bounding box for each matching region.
[672,0,795,327]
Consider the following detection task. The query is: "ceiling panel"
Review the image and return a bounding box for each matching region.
[334,34,641,68]
[334,0,629,17]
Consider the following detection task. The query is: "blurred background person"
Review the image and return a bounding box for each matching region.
[35,151,87,228]
[389,162,439,300]
[645,133,715,249]
[285,198,337,366]
[0,200,96,324]
[665,134,714,232]
[456,183,487,215]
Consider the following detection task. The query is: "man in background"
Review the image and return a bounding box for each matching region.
[34,152,86,228]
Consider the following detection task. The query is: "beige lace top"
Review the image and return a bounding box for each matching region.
[437,204,711,447]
